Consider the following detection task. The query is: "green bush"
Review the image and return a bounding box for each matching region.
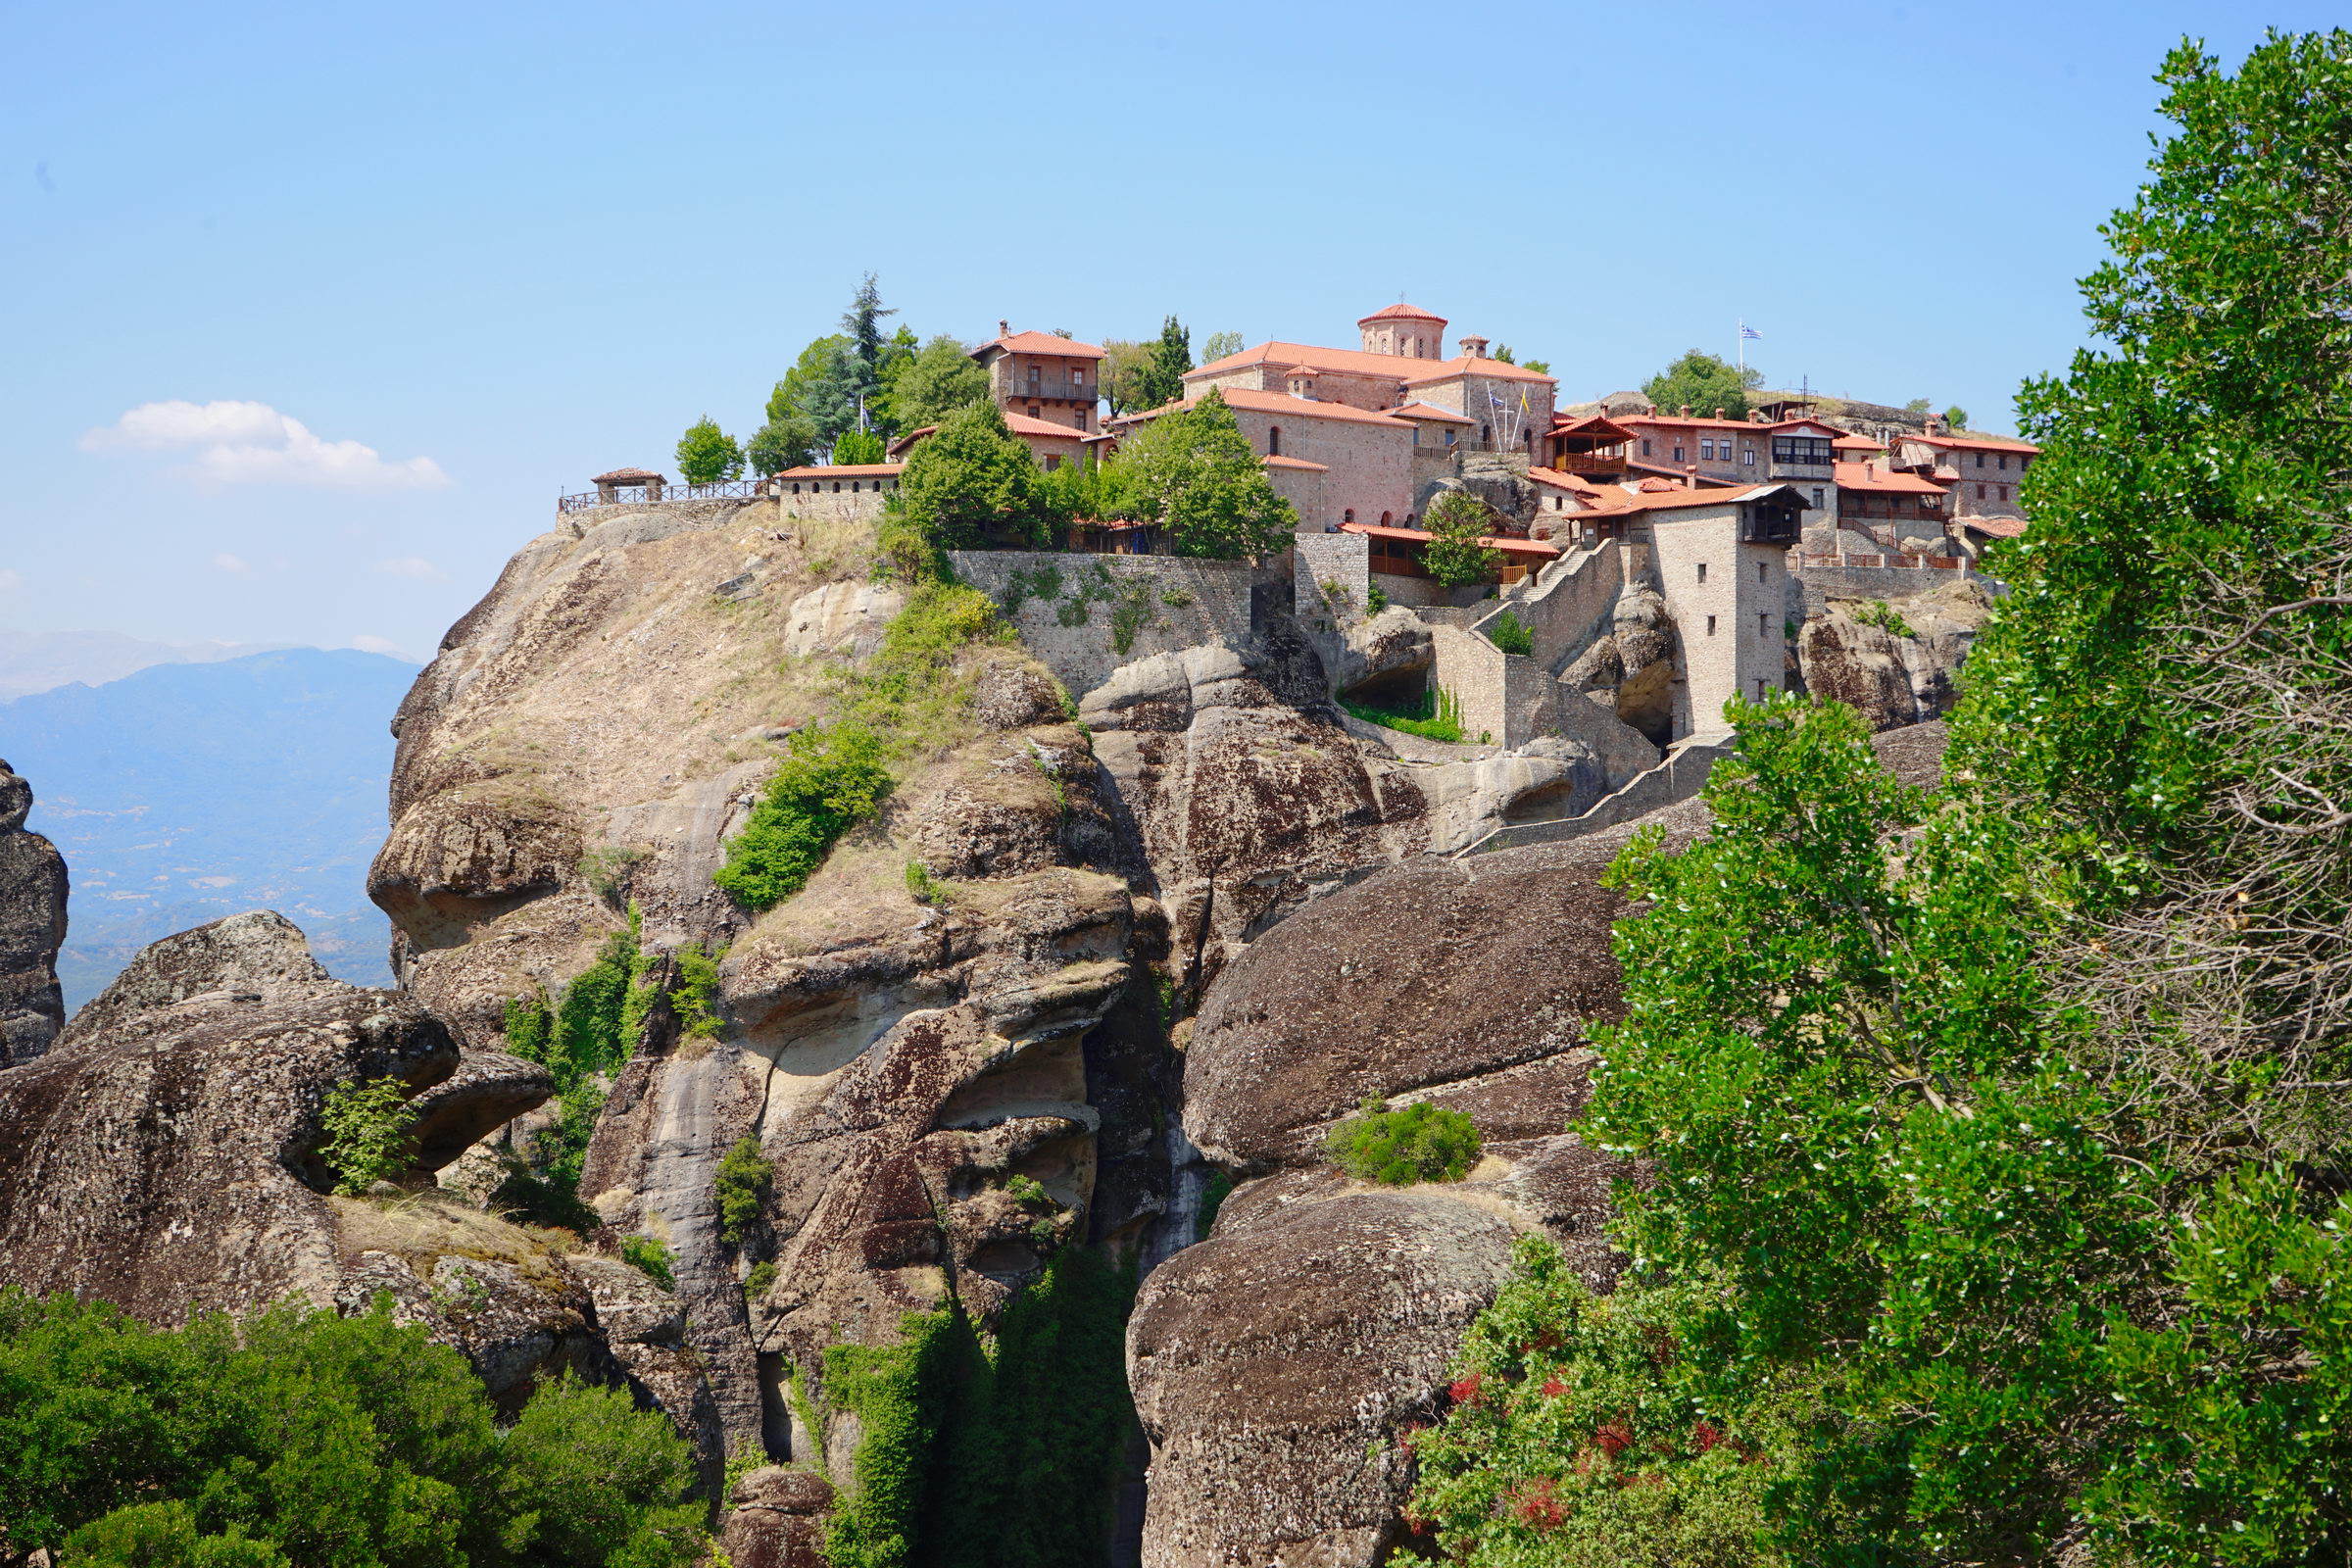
[0,1292,701,1567]
[498,925,657,1225]
[1489,610,1534,656]
[1365,583,1389,614]
[670,944,724,1040]
[713,723,892,912]
[1851,599,1914,638]
[904,859,953,906]
[1324,1097,1481,1185]
[318,1077,418,1195]
[1341,687,1464,744]
[618,1235,675,1291]
[713,1137,773,1248]
[1422,493,1503,588]
[743,1261,778,1300]
[1004,1174,1051,1208]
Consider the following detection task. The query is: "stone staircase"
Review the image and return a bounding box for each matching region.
[1452,730,1737,856]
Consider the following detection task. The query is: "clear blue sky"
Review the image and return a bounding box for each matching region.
[2,1,2332,661]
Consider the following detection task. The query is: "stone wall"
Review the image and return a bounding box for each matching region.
[1225,404,1414,528]
[777,475,900,525]
[949,551,1275,698]
[1471,539,1628,673]
[1372,573,1491,610]
[1294,531,1370,625]
[561,496,767,540]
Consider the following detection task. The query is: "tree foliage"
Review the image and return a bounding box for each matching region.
[833,428,886,466]
[1325,1097,1482,1184]
[1411,35,2352,1565]
[0,1293,701,1567]
[1112,388,1295,559]
[318,1077,418,1195]
[673,416,742,484]
[820,1250,1137,1568]
[890,399,1048,555]
[713,1137,773,1247]
[1197,330,1244,366]
[1421,491,1502,587]
[887,334,989,431]
[1642,349,1761,418]
[1129,315,1192,411]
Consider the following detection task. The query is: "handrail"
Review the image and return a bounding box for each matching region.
[558,479,772,514]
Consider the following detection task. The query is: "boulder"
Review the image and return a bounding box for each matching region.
[715,1466,835,1568]
[56,907,328,1051]
[0,760,66,1068]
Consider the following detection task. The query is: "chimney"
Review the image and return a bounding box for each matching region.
[1459,334,1490,359]
[1684,465,1697,488]
[1751,410,1767,422]
[998,319,1009,338]
[1713,406,1726,420]
[1925,413,1941,435]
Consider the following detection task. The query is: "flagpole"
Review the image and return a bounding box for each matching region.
[1738,318,1745,379]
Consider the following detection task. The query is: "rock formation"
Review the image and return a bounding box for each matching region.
[0,759,67,1068]
[0,908,717,1461]
[1795,580,1992,730]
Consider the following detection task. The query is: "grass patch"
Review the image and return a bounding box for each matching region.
[1341,686,1465,744]
[1488,610,1534,656]
[618,1232,676,1290]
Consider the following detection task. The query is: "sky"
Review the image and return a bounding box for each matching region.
[2,0,2335,661]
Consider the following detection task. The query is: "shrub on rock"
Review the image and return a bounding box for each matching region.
[1324,1097,1482,1185]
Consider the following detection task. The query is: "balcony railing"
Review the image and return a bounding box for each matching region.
[558,479,771,514]
[1550,449,1631,473]
[1010,380,1096,404]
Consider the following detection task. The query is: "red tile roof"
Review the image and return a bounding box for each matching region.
[1550,414,1640,441]
[1358,303,1446,323]
[776,464,904,478]
[593,466,664,482]
[1264,455,1329,471]
[1835,461,1948,495]
[1341,521,1560,560]
[887,412,1091,459]
[1621,413,1846,436]
[1401,357,1554,387]
[973,329,1106,361]
[1964,514,2029,538]
[1563,482,1792,519]
[1189,340,1552,386]
[1831,433,1885,452]
[1911,430,2037,453]
[1390,401,1474,424]
[1526,466,1609,495]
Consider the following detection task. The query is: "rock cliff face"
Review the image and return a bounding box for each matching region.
[0,760,67,1068]
[0,908,717,1460]
[1795,581,1993,731]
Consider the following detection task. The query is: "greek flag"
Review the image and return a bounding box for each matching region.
[1740,324,1763,340]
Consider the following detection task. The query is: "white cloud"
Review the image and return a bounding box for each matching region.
[349,635,404,656]
[371,555,447,582]
[80,400,451,490]
[213,552,251,574]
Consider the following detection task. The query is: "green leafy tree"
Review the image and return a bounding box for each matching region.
[1903,396,1934,414]
[1097,338,1157,415]
[1410,40,2352,1546]
[1324,1097,1481,1184]
[1111,388,1295,559]
[713,1136,773,1247]
[873,323,920,431]
[1642,349,1761,417]
[886,334,989,430]
[674,416,743,484]
[1420,491,1501,587]
[1130,315,1192,410]
[318,1077,418,1195]
[1940,404,1969,429]
[1198,330,1244,365]
[0,1293,699,1567]
[892,398,1047,553]
[833,427,887,466]
[841,272,898,381]
[713,723,893,911]
[617,1234,674,1290]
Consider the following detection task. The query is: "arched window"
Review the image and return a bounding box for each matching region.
[833,481,842,493]
[1344,509,1355,524]
[1380,511,1393,524]
[1268,425,1282,457]
[1481,423,1492,446]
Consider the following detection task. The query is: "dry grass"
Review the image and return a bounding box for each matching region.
[330,1189,575,1290]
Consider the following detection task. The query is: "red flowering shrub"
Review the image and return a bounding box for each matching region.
[1540,1377,1568,1397]
[1507,1478,1566,1529]
[1693,1419,1726,1453]
[1448,1373,1486,1407]
[1592,1421,1635,1457]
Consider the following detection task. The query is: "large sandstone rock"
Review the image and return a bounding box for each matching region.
[715,1466,835,1568]
[1796,582,1991,731]
[0,760,67,1068]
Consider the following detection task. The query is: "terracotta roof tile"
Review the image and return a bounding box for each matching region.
[1264,455,1330,471]
[1357,303,1447,323]
[1390,401,1474,424]
[1835,461,1948,496]
[1341,521,1559,559]
[776,464,904,478]
[1965,514,2029,538]
[1115,386,1414,430]
[1189,340,1552,386]
[973,330,1106,361]
[592,466,664,482]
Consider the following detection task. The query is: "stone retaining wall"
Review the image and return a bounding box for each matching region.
[1793,560,1988,616]
[950,551,1275,698]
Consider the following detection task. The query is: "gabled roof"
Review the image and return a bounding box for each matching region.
[1831,433,1886,452]
[1390,401,1474,424]
[1264,455,1329,471]
[1550,414,1639,441]
[888,411,1092,458]
[1341,520,1560,560]
[1964,514,2029,538]
[1400,357,1554,387]
[972,330,1106,361]
[1526,466,1610,496]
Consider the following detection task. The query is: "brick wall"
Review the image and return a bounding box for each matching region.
[948,551,1275,697]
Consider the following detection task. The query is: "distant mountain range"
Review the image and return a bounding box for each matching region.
[0,629,299,702]
[0,649,419,1006]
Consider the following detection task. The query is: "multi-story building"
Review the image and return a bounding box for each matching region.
[1107,384,1417,531]
[1889,426,2037,520]
[970,325,1106,434]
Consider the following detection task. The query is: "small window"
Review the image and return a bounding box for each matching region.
[1700,439,1715,461]
[1696,563,1708,583]
[1268,425,1282,457]
[1674,445,1687,463]
[1977,453,1986,468]
[1073,368,1086,385]
[1998,455,2009,470]
[791,482,802,494]
[1977,483,1986,499]
[1811,487,1825,509]
[832,481,842,493]
[1045,456,1061,471]
[1344,509,1354,523]
[1743,447,1757,466]
[1757,561,1767,583]
[1759,612,1771,638]
[1706,614,1717,635]
[1999,485,2010,502]
[1641,438,1652,457]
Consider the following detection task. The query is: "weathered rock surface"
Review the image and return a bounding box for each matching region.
[56,907,329,1050]
[0,760,67,1069]
[1796,582,1992,731]
[715,1466,835,1568]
